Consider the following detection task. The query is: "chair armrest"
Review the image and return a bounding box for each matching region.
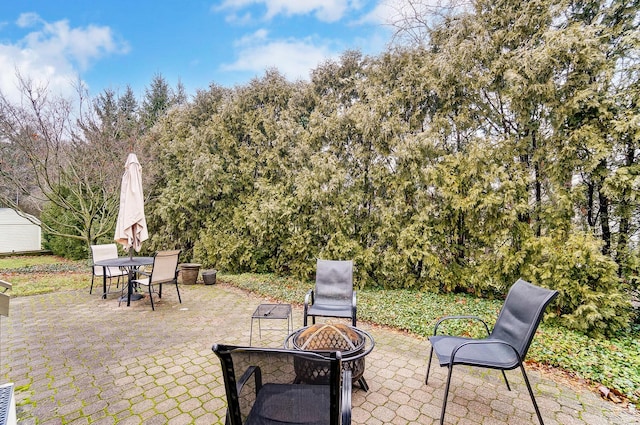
[0,279,12,292]
[450,339,522,365]
[352,291,357,326]
[304,289,315,307]
[236,366,263,396]
[341,370,352,425]
[433,315,491,336]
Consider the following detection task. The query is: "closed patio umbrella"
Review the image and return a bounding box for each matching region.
[114,153,148,257]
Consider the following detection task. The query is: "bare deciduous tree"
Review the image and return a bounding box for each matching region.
[383,0,472,47]
[0,74,128,252]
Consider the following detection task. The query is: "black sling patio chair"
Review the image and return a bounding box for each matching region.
[425,278,558,425]
[304,259,357,327]
[213,344,352,425]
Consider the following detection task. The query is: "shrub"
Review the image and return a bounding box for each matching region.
[521,232,631,336]
[41,202,88,260]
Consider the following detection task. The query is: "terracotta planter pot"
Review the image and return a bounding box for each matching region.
[179,263,201,284]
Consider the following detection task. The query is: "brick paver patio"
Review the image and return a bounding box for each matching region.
[1,282,638,424]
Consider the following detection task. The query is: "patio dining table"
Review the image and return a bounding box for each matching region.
[94,256,153,306]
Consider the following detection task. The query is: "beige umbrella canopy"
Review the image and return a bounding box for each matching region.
[114,153,148,256]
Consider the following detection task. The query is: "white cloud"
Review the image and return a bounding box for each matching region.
[217,0,362,22]
[221,31,338,81]
[16,12,41,28]
[224,11,255,25]
[0,13,129,102]
[237,28,270,44]
[357,1,400,25]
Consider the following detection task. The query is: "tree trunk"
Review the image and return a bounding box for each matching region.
[616,142,635,274]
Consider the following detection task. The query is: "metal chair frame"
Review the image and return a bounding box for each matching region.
[90,244,126,295]
[425,279,558,425]
[213,344,351,425]
[304,259,357,327]
[131,249,182,310]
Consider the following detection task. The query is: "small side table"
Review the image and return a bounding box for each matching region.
[250,304,293,346]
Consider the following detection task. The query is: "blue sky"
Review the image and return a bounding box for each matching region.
[0,1,400,102]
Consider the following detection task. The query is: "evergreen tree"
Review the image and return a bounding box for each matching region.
[141,73,173,130]
[117,85,140,143]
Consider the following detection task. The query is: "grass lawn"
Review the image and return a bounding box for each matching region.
[1,255,639,410]
[0,256,88,297]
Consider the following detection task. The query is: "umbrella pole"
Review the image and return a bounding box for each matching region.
[126,223,144,302]
[129,223,137,259]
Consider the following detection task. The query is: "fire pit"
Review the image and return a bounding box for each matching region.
[284,324,374,391]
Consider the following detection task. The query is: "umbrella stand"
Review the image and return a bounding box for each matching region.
[120,260,144,302]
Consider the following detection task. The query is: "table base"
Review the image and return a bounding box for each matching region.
[120,293,143,302]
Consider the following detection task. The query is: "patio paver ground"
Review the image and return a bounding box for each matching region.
[1,282,638,424]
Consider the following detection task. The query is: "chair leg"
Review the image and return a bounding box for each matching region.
[148,284,155,310]
[425,346,434,385]
[358,377,369,392]
[90,274,95,294]
[440,365,454,425]
[304,314,318,326]
[103,272,109,298]
[105,276,113,296]
[519,362,544,425]
[501,370,511,391]
[175,281,181,303]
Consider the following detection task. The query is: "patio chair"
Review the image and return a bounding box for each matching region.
[90,244,126,295]
[0,279,16,424]
[213,343,352,425]
[0,279,10,317]
[425,278,558,425]
[130,249,181,310]
[304,259,356,326]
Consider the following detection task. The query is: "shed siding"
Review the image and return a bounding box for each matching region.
[0,209,42,253]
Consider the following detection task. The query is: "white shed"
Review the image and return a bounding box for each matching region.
[0,208,42,253]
